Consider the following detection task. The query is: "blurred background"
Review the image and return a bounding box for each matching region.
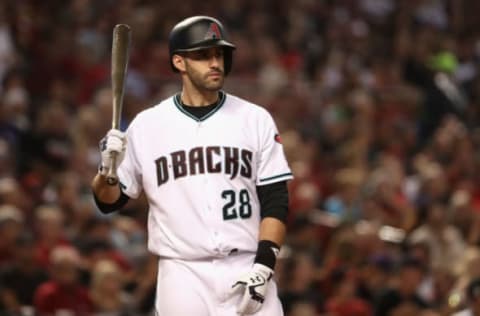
[1,0,480,315]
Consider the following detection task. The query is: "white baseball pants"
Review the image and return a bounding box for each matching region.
[155,252,284,316]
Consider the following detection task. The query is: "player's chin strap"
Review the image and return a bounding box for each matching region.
[254,240,280,270]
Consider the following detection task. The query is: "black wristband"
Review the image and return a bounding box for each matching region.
[254,240,280,270]
[92,189,130,214]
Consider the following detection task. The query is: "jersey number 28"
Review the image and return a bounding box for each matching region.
[221,189,252,220]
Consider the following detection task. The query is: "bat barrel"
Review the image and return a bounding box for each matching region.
[111,24,131,130]
[107,24,131,185]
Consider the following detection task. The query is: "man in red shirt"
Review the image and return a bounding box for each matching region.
[34,245,93,315]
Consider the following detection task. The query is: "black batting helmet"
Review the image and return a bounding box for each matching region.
[168,16,236,75]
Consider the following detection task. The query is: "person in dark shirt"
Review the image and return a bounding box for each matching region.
[375,257,429,316]
[0,233,48,314]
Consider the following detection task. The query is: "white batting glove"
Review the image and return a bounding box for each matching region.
[230,263,273,315]
[99,129,126,176]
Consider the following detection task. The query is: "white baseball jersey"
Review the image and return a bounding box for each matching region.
[117,91,293,260]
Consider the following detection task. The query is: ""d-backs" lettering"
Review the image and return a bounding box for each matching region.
[154,146,253,186]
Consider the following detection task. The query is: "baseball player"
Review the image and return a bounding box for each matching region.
[91,16,293,316]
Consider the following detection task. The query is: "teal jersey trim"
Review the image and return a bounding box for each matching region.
[173,91,226,122]
[259,172,293,183]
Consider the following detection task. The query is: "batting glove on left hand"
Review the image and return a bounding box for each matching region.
[230,263,273,315]
[99,129,126,176]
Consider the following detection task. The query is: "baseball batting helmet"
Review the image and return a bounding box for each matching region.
[169,16,236,75]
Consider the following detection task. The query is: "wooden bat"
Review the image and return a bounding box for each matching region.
[107,24,131,185]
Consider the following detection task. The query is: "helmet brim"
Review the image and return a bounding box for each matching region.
[173,40,236,53]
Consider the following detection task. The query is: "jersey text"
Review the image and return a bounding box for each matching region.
[154,146,253,186]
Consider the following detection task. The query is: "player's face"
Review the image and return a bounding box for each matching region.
[182,47,225,92]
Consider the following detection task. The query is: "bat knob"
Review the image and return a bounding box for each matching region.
[106,176,119,186]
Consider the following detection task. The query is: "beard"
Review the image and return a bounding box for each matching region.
[184,63,225,92]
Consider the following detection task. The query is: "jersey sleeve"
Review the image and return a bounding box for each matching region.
[256,110,293,186]
[117,120,143,199]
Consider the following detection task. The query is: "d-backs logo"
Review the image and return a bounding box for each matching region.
[154,146,252,186]
[204,23,222,40]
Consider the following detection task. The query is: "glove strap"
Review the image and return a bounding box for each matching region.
[254,240,280,271]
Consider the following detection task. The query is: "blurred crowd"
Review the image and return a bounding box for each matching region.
[1,0,480,315]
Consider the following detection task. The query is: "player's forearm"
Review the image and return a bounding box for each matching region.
[258,217,286,246]
[91,173,122,203]
[253,217,286,272]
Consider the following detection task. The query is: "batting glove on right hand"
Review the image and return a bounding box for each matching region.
[230,263,273,315]
[99,129,126,176]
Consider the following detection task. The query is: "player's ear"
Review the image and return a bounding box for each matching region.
[172,54,186,72]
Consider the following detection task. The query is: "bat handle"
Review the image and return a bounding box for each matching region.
[106,152,119,185]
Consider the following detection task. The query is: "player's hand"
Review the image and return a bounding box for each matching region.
[99,129,126,176]
[230,263,273,315]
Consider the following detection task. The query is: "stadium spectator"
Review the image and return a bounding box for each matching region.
[33,245,93,315]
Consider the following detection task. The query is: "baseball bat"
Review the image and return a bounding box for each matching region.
[107,24,131,185]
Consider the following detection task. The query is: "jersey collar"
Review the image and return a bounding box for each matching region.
[173,91,226,122]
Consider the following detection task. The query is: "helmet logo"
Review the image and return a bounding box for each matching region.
[204,23,222,40]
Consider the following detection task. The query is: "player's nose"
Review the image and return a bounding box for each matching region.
[209,56,222,69]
